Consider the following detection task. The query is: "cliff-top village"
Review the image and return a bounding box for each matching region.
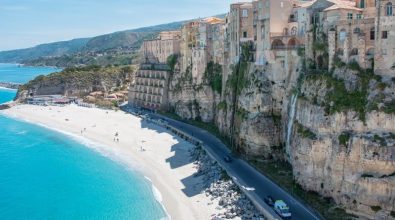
[129,0,395,110]
[4,0,395,219]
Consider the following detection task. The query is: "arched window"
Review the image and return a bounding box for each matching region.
[386,2,393,16]
[272,39,285,50]
[291,26,298,35]
[366,48,374,58]
[354,27,361,34]
[288,38,298,47]
[350,48,359,56]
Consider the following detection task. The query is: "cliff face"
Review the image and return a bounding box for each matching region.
[289,66,395,217]
[168,62,221,123]
[167,47,395,217]
[17,65,135,100]
[216,48,301,158]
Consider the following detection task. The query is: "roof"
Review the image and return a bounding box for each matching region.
[324,2,362,12]
[297,0,360,11]
[296,0,317,8]
[202,17,225,24]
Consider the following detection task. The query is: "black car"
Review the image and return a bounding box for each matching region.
[223,155,232,163]
[264,195,275,207]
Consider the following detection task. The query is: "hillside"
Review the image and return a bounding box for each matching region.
[0,38,90,63]
[0,15,225,65]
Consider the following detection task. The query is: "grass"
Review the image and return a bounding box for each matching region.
[296,122,317,140]
[383,101,395,114]
[204,61,223,94]
[250,160,357,220]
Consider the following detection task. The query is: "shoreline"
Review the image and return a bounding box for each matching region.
[1,104,222,220]
[0,86,17,91]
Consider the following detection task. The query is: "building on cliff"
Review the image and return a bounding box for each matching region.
[141,31,181,64]
[375,0,395,76]
[128,31,181,110]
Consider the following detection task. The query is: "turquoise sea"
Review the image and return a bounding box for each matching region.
[0,64,167,219]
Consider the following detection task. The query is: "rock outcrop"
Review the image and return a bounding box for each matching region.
[289,67,395,218]
[190,146,265,220]
[16,65,135,101]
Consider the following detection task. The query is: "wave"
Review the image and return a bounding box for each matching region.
[1,112,171,220]
[0,86,17,91]
[144,176,171,220]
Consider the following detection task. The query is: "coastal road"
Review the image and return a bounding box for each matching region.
[123,107,322,220]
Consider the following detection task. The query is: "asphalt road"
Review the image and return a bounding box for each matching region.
[123,107,322,220]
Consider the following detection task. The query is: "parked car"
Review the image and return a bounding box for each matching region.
[274,200,292,219]
[264,195,275,207]
[223,155,232,163]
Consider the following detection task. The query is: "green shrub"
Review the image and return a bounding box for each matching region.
[204,61,223,93]
[338,132,351,146]
[383,101,395,114]
[296,123,317,140]
[370,206,382,212]
[373,134,387,146]
[217,101,227,111]
[377,82,388,91]
[167,54,178,73]
[347,61,361,71]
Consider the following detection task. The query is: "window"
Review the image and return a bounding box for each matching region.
[354,27,361,34]
[360,0,365,8]
[347,13,353,20]
[387,2,393,16]
[370,28,375,40]
[242,9,248,17]
[382,31,388,39]
[356,14,362,19]
[243,31,247,38]
[339,29,347,42]
[281,60,285,68]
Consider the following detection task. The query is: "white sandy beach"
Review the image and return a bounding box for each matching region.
[2,104,222,220]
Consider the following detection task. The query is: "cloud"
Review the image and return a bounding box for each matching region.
[1,5,29,11]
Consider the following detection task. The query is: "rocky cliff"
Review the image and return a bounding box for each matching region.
[16,65,136,101]
[289,65,395,218]
[167,44,395,218]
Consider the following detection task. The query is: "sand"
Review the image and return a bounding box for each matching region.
[2,104,221,220]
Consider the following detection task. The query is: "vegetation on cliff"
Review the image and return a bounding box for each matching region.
[19,65,136,109]
[204,62,223,94]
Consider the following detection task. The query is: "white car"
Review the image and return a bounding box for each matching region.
[274,200,292,219]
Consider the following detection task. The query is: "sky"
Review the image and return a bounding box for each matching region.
[0,0,232,51]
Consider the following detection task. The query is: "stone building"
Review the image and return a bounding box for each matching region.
[227,2,255,64]
[255,0,299,65]
[180,17,225,84]
[129,31,181,110]
[141,31,181,64]
[375,0,395,76]
[128,64,170,110]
